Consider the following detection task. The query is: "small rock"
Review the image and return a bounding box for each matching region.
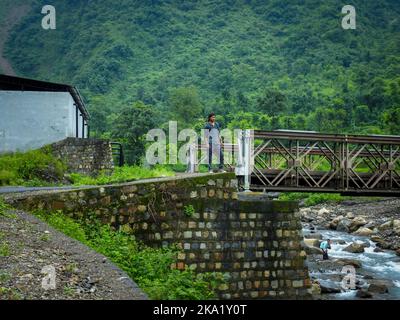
[335,258,362,268]
[332,239,346,245]
[311,282,321,296]
[346,212,355,219]
[373,247,384,253]
[318,207,330,216]
[393,219,400,229]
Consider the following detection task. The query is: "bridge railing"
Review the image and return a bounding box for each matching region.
[187,130,400,196]
[251,130,400,196]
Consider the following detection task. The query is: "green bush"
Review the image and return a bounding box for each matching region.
[70,165,175,186]
[279,192,347,206]
[0,147,66,186]
[33,210,224,299]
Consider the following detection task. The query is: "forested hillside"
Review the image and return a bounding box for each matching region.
[2,0,400,162]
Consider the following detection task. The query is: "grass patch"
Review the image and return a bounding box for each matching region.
[279,192,383,206]
[279,192,349,206]
[0,146,66,186]
[0,242,10,257]
[0,198,11,217]
[0,272,11,283]
[33,210,225,300]
[70,165,175,186]
[0,287,22,300]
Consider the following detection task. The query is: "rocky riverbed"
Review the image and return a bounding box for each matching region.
[301,198,400,299]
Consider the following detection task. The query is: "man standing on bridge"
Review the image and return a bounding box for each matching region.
[204,113,225,173]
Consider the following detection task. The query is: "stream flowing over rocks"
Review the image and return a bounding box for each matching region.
[301,198,400,299]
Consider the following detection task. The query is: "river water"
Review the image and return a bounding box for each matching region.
[303,227,400,299]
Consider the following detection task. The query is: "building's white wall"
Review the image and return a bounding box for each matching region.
[0,91,76,153]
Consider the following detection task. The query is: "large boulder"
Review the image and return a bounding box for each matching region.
[337,218,352,232]
[356,289,373,299]
[335,258,362,268]
[378,220,393,231]
[329,215,344,230]
[371,235,391,249]
[310,282,321,296]
[343,242,365,253]
[368,281,389,294]
[305,245,323,255]
[318,207,331,216]
[319,281,342,294]
[304,233,323,240]
[353,227,375,237]
[349,217,368,232]
[304,238,321,247]
[393,219,400,229]
[346,212,355,219]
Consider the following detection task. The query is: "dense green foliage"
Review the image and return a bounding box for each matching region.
[34,210,225,299]
[3,0,400,163]
[70,165,174,186]
[0,147,66,186]
[278,192,381,206]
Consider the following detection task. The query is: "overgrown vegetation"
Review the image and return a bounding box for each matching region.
[33,210,226,299]
[3,1,400,164]
[183,205,195,217]
[0,147,66,186]
[279,192,382,206]
[0,198,11,217]
[70,165,175,186]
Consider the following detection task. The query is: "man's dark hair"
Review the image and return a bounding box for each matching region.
[207,112,215,121]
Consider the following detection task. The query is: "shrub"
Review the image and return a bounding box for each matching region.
[70,165,175,186]
[0,147,66,186]
[33,210,224,299]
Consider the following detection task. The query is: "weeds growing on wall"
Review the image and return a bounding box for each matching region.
[33,210,226,299]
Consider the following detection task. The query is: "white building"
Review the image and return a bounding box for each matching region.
[0,75,90,153]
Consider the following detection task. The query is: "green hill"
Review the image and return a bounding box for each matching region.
[2,0,400,158]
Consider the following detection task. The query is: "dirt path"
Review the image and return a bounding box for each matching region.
[0,210,148,300]
[0,4,31,75]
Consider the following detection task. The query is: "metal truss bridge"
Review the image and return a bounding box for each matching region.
[188,130,400,197]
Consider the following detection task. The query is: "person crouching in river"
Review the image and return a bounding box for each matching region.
[320,239,332,260]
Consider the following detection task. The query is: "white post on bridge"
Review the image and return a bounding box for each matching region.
[187,143,197,173]
[235,129,254,192]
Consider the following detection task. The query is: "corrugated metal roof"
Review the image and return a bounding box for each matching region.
[0,74,90,119]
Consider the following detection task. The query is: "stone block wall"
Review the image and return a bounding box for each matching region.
[49,137,114,176]
[5,173,311,299]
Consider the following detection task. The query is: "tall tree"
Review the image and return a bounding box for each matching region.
[112,101,157,164]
